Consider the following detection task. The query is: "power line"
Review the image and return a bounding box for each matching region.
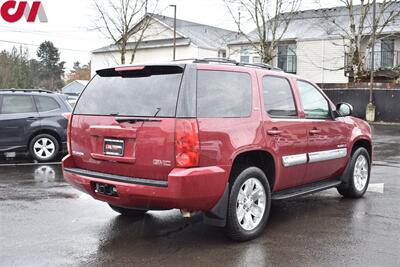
[0,39,90,53]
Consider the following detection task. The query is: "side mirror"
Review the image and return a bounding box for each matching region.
[336,103,353,117]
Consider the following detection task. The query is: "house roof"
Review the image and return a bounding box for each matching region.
[149,13,239,50]
[230,2,400,45]
[93,13,239,54]
[61,80,89,95]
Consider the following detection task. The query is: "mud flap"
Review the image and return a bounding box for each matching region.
[203,183,229,227]
[339,157,352,189]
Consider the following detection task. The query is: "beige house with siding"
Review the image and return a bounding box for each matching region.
[227,4,400,84]
[91,13,238,77]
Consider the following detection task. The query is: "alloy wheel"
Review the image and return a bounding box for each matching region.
[236,178,266,231]
[353,154,369,191]
[33,137,56,160]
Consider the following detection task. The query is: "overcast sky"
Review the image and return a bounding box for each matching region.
[0,0,351,71]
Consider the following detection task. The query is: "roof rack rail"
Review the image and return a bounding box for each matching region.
[239,62,283,71]
[193,58,239,65]
[179,58,283,71]
[0,89,55,94]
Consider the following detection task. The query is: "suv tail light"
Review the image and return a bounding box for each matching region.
[175,119,199,168]
[62,113,72,155]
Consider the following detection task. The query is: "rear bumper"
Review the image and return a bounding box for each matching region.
[62,155,229,211]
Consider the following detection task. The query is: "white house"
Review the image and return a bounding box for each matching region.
[228,4,400,84]
[91,13,238,77]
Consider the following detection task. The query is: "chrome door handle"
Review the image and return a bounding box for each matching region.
[309,128,321,135]
[267,129,282,136]
[27,117,39,121]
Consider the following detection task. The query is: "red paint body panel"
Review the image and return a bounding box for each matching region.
[63,155,228,211]
[62,63,373,212]
[69,115,176,181]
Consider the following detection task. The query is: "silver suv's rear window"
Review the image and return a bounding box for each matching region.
[74,68,183,117]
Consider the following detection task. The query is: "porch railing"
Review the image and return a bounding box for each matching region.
[345,51,400,71]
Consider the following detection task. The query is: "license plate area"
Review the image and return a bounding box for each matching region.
[103,138,124,157]
[94,182,118,197]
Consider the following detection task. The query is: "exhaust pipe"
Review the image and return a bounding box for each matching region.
[95,183,118,196]
[180,209,195,218]
[98,185,105,194]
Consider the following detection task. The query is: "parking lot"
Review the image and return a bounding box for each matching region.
[0,124,399,267]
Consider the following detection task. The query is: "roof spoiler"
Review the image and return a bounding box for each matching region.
[96,65,185,78]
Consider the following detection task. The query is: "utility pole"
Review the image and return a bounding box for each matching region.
[169,5,177,61]
[238,8,241,33]
[145,0,148,14]
[366,0,376,122]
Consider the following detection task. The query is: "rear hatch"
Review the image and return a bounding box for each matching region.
[70,65,186,181]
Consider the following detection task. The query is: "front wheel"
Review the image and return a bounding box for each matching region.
[108,204,148,217]
[225,167,271,241]
[338,147,371,198]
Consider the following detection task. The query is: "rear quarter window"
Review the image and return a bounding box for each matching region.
[35,96,60,112]
[197,70,252,118]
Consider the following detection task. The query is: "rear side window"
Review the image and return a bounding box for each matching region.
[74,70,183,117]
[35,96,60,112]
[263,76,297,118]
[197,70,252,117]
[1,95,36,114]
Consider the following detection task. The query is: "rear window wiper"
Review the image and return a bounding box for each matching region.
[114,117,162,124]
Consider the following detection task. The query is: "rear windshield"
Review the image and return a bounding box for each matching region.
[74,69,183,117]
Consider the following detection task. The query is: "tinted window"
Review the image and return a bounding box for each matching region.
[35,96,60,112]
[197,70,252,117]
[297,80,330,119]
[1,95,36,114]
[74,72,183,117]
[263,76,297,117]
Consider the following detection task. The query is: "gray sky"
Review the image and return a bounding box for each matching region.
[0,0,347,71]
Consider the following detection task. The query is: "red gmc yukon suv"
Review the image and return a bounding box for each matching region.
[62,59,372,241]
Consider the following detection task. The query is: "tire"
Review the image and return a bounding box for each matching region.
[337,147,371,198]
[225,167,271,241]
[108,204,148,217]
[29,134,59,162]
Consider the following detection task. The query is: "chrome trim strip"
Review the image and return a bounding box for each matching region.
[308,148,347,163]
[282,153,308,167]
[64,168,168,187]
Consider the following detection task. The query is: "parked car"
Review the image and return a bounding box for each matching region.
[65,95,78,108]
[0,89,71,162]
[62,59,372,241]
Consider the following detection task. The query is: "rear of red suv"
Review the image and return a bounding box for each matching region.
[63,61,372,242]
[62,64,229,215]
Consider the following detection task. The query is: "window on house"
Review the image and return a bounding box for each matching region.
[240,55,250,63]
[278,44,297,73]
[368,39,394,69]
[253,56,261,64]
[381,39,394,68]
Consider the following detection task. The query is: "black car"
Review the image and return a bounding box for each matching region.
[0,89,72,162]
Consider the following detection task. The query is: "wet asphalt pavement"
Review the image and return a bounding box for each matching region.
[1,124,399,267]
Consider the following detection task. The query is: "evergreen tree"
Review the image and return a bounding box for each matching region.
[36,41,65,90]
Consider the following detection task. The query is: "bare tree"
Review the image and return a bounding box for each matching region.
[323,0,400,81]
[93,0,158,64]
[224,0,301,64]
